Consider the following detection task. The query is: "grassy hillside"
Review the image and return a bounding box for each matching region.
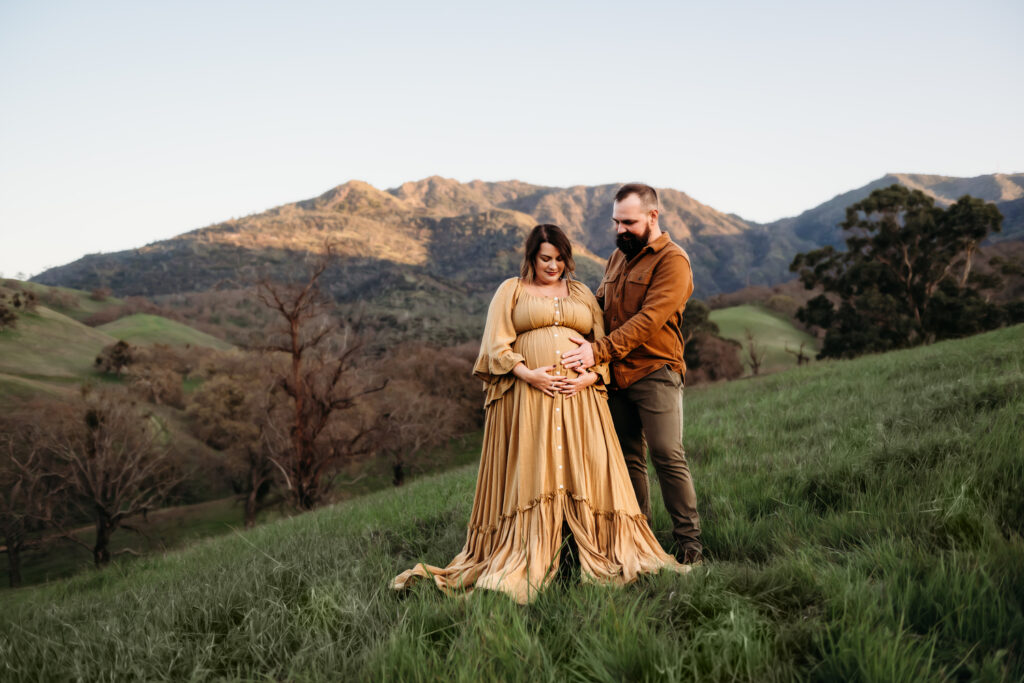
[0,305,116,381]
[0,281,232,400]
[98,313,234,350]
[5,279,124,322]
[0,372,75,401]
[710,304,819,374]
[1,326,1021,680]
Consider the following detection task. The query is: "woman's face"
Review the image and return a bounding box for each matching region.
[533,242,565,285]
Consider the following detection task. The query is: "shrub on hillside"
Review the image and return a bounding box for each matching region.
[764,293,798,318]
[0,301,16,332]
[38,288,78,310]
[685,333,744,384]
[95,340,133,375]
[129,365,185,409]
[10,290,37,313]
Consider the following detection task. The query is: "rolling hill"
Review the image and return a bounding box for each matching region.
[0,305,117,382]
[0,281,234,394]
[709,304,819,374]
[97,314,233,350]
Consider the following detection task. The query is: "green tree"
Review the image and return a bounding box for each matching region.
[790,185,1010,358]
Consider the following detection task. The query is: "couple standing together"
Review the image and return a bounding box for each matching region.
[393,183,702,603]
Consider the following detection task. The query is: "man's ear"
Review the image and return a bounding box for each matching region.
[649,208,659,223]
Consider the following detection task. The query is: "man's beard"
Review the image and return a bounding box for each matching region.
[616,224,652,259]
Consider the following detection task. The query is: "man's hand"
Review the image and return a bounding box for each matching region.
[561,336,595,372]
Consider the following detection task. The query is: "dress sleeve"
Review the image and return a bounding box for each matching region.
[473,278,526,384]
[576,282,612,388]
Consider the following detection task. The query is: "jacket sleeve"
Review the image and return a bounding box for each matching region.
[580,284,611,387]
[591,252,693,364]
[473,278,526,383]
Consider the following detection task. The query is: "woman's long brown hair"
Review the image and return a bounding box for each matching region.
[520,224,576,282]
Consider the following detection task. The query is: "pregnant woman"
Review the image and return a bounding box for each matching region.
[392,224,687,603]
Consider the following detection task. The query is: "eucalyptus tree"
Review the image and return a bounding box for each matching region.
[790,185,1009,358]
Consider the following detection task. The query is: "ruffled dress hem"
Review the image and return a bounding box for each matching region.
[391,488,689,605]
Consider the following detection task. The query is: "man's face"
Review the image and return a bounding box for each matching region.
[613,194,655,258]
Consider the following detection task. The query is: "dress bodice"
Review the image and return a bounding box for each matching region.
[511,287,594,338]
[472,277,610,407]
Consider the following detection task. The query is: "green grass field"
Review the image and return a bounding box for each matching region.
[97,313,234,350]
[1,325,1022,681]
[710,304,819,375]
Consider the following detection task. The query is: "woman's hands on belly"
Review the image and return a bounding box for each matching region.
[557,370,597,398]
[512,362,566,397]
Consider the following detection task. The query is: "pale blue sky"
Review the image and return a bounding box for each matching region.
[2,0,1022,277]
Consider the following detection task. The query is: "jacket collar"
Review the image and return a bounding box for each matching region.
[645,231,672,254]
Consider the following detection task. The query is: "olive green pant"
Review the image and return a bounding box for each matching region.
[608,365,701,552]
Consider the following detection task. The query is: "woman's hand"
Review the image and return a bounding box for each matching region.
[557,370,598,398]
[512,363,564,397]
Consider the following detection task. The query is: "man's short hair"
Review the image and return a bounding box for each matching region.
[614,183,659,213]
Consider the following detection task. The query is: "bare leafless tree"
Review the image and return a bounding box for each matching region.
[256,245,384,510]
[47,388,184,567]
[784,341,811,366]
[0,416,64,587]
[744,328,768,376]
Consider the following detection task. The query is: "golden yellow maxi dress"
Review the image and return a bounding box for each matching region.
[391,277,688,603]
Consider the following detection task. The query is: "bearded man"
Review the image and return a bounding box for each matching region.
[560,182,702,565]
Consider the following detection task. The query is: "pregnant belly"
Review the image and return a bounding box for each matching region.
[513,326,584,376]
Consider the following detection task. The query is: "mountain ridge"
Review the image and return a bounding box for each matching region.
[34,173,1023,309]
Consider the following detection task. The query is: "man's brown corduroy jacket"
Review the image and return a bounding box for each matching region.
[592,232,694,389]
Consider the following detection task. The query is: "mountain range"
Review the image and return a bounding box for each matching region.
[33,172,1024,315]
